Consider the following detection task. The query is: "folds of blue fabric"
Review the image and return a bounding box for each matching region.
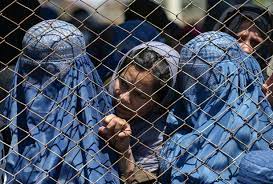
[160,32,273,184]
[3,55,120,184]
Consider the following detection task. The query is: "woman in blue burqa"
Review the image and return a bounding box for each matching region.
[2,20,120,183]
[160,32,273,183]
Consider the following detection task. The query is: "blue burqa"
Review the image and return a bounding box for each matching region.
[3,20,120,183]
[160,32,273,183]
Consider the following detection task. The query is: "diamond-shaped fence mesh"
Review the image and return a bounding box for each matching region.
[1,0,273,183]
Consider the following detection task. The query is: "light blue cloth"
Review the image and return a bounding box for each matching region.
[237,150,273,183]
[109,41,179,172]
[160,31,273,183]
[3,20,119,184]
[97,20,165,81]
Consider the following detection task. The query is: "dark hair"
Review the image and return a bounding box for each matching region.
[120,48,172,102]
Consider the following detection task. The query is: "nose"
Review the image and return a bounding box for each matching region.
[120,91,131,104]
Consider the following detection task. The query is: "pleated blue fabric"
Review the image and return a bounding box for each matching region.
[160,31,273,183]
[3,20,119,184]
[237,149,273,183]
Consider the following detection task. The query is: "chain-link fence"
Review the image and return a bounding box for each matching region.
[1,0,273,183]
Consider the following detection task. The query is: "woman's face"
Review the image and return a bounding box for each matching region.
[237,20,264,54]
[113,64,159,120]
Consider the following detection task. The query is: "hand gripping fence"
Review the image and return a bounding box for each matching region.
[0,0,273,184]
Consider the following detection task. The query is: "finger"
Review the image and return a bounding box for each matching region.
[103,114,116,125]
[104,117,128,139]
[98,127,110,139]
[118,123,132,138]
[105,119,118,135]
[98,126,105,134]
[114,118,127,134]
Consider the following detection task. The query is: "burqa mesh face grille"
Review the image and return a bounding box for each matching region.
[0,1,273,184]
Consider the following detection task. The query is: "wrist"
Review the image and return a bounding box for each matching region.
[123,146,133,156]
[116,145,133,158]
[119,147,135,182]
[115,140,131,154]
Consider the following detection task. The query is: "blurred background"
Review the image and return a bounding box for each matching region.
[39,0,273,25]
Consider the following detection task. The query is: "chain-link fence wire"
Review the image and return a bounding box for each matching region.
[1,0,273,183]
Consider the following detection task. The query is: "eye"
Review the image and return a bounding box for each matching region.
[250,37,262,48]
[119,78,129,90]
[238,35,246,42]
